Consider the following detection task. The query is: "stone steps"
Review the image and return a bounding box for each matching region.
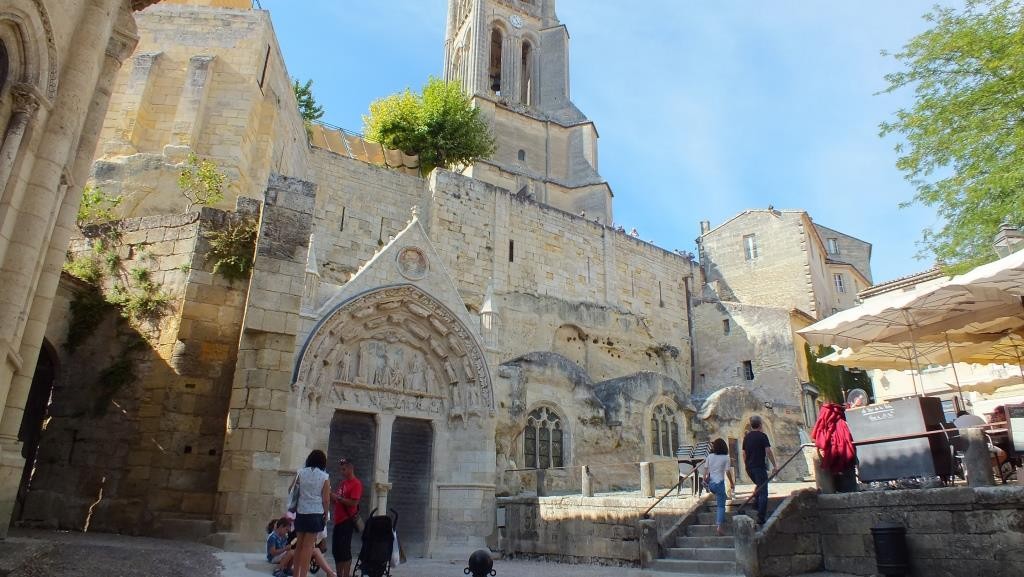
[664,546,736,562]
[675,535,735,548]
[648,558,740,575]
[652,497,786,574]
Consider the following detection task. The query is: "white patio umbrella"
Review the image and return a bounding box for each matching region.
[944,248,1024,297]
[817,339,992,397]
[799,281,1024,352]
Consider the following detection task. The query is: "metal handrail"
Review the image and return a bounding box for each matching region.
[641,465,703,519]
[735,443,816,515]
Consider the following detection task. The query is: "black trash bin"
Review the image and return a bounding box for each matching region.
[871,521,909,577]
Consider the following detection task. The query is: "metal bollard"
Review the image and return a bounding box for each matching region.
[465,549,496,577]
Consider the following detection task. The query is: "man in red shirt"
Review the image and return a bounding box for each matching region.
[331,458,363,577]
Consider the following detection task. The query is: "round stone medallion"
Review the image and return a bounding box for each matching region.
[396,246,428,280]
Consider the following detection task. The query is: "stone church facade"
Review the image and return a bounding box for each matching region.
[11,0,862,557]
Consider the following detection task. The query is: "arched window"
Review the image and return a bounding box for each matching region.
[650,404,681,457]
[0,40,9,92]
[489,28,503,94]
[524,407,564,469]
[520,41,533,105]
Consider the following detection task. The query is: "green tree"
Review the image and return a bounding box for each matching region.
[363,76,496,175]
[77,184,122,227]
[178,152,226,211]
[805,344,873,404]
[880,0,1024,273]
[293,78,324,124]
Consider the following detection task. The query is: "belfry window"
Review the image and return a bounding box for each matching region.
[489,28,503,94]
[650,404,681,457]
[0,41,8,91]
[520,41,533,105]
[524,407,563,469]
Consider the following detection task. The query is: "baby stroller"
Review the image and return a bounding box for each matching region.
[353,508,399,577]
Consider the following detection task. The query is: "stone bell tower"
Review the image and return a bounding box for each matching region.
[443,0,613,223]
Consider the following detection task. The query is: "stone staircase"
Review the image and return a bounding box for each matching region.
[649,496,784,576]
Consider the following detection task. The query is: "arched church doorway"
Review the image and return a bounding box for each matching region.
[15,339,58,521]
[388,417,433,556]
[295,284,496,557]
[328,411,376,560]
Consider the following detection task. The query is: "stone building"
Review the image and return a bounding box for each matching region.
[692,210,873,479]
[18,0,703,556]
[0,0,162,539]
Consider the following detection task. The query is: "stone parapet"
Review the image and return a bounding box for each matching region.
[497,493,705,565]
[740,486,1024,577]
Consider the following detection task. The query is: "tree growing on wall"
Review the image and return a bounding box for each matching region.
[293,78,324,124]
[880,0,1024,273]
[178,153,225,211]
[363,76,496,175]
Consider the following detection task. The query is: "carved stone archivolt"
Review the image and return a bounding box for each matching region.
[294,286,494,421]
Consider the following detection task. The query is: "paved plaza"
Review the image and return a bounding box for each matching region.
[0,483,860,577]
[0,528,855,577]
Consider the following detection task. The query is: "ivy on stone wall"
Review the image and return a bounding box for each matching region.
[804,344,873,403]
[204,217,257,283]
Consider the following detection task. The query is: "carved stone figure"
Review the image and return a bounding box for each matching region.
[372,345,388,386]
[407,354,426,392]
[387,349,405,389]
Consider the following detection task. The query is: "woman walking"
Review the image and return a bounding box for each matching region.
[290,450,331,577]
[703,438,736,536]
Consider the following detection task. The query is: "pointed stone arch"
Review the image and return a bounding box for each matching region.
[294,284,495,421]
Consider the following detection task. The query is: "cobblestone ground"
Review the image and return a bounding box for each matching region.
[0,530,223,577]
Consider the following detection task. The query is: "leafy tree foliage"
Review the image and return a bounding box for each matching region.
[293,78,324,124]
[77,185,122,227]
[805,344,873,404]
[363,77,496,175]
[178,153,226,211]
[880,0,1024,272]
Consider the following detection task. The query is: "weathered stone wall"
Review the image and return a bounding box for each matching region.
[307,148,428,286]
[498,493,704,565]
[25,208,251,534]
[92,3,309,216]
[815,223,872,284]
[701,211,815,314]
[744,486,1024,577]
[693,301,803,404]
[0,0,143,537]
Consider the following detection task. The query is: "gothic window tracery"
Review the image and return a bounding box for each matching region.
[524,407,564,469]
[650,404,681,457]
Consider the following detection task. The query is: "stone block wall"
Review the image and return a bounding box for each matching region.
[218,174,314,545]
[498,493,703,564]
[693,302,803,406]
[817,486,1024,577]
[26,208,250,533]
[93,3,309,217]
[745,486,1024,577]
[701,211,817,316]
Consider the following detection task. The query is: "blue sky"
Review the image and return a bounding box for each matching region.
[260,0,948,284]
